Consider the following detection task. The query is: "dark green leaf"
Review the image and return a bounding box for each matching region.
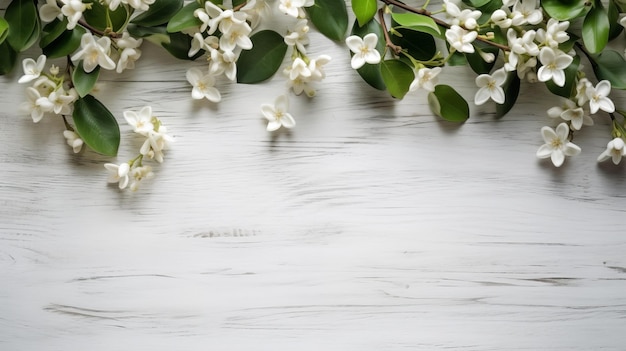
[83,1,128,32]
[608,0,623,40]
[132,0,184,27]
[72,61,101,98]
[127,24,168,38]
[380,59,414,99]
[390,12,441,38]
[496,71,521,118]
[167,1,202,33]
[351,18,386,90]
[0,40,18,74]
[233,0,246,6]
[73,95,120,156]
[0,17,8,44]
[465,45,498,74]
[43,26,86,59]
[352,0,378,27]
[590,50,626,89]
[461,0,491,7]
[582,3,609,54]
[5,0,39,51]
[428,85,469,122]
[448,50,467,66]
[545,55,579,98]
[236,30,288,83]
[475,0,503,23]
[305,0,348,41]
[391,27,436,62]
[162,31,204,60]
[541,0,588,20]
[40,18,69,49]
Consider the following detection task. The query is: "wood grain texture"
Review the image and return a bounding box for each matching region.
[1,2,626,350]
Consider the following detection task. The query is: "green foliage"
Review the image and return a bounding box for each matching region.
[608,0,624,40]
[391,27,437,62]
[0,18,8,44]
[380,59,414,99]
[496,72,521,118]
[582,3,610,54]
[590,50,626,90]
[166,1,202,33]
[390,12,441,38]
[83,1,129,32]
[350,18,386,91]
[352,0,378,27]
[5,0,40,52]
[42,26,86,59]
[72,62,101,98]
[545,55,580,98]
[162,32,203,60]
[465,46,498,75]
[305,0,348,41]
[428,85,469,122]
[0,41,18,74]
[40,19,69,49]
[132,0,184,27]
[236,30,288,84]
[73,95,121,157]
[541,0,588,20]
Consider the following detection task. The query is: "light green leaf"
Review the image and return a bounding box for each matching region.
[82,1,128,32]
[352,0,378,27]
[582,3,609,54]
[541,0,587,20]
[496,71,521,118]
[390,12,441,37]
[167,1,202,33]
[545,55,580,98]
[0,18,8,44]
[0,41,18,74]
[73,95,120,156]
[5,0,39,52]
[43,26,85,59]
[428,85,469,122]
[236,30,288,84]
[590,50,626,90]
[132,0,184,27]
[380,59,414,99]
[72,61,101,98]
[305,0,348,41]
[351,18,386,90]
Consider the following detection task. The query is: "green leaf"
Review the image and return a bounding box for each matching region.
[545,55,580,98]
[475,0,503,23]
[232,0,246,6]
[72,61,101,98]
[132,0,184,27]
[127,24,168,38]
[391,26,436,62]
[73,95,120,156]
[352,0,378,27]
[0,40,18,75]
[162,32,203,60]
[428,85,469,122]
[496,71,521,118]
[305,0,348,41]
[40,18,69,49]
[461,0,491,7]
[0,18,8,44]
[582,3,609,54]
[608,0,623,40]
[590,50,626,90]
[541,0,588,20]
[380,59,414,99]
[42,26,86,59]
[448,50,467,66]
[465,46,498,75]
[390,12,441,38]
[167,1,202,33]
[236,30,288,84]
[351,18,386,90]
[82,1,128,32]
[5,0,39,52]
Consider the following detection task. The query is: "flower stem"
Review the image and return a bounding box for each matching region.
[378,8,403,56]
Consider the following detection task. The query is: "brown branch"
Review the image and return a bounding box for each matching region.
[378,8,403,56]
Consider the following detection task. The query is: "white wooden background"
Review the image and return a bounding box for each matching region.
[2,2,626,350]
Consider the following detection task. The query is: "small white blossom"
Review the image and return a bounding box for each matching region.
[47,89,76,114]
[491,9,513,28]
[71,33,116,73]
[284,19,310,53]
[598,138,626,165]
[536,18,569,48]
[116,32,143,73]
[289,57,311,81]
[20,87,54,123]
[308,55,331,81]
[186,68,221,102]
[537,47,572,87]
[241,0,272,29]
[18,55,46,84]
[140,126,173,163]
[129,166,154,191]
[209,49,239,81]
[536,123,581,167]
[444,0,481,29]
[445,25,477,53]
[219,21,253,51]
[63,130,84,153]
[474,68,506,105]
[104,162,130,189]
[261,95,295,131]
[40,0,63,22]
[279,0,307,18]
[124,106,154,135]
[513,0,542,25]
[409,67,442,93]
[345,33,381,70]
[60,0,87,30]
[586,80,615,114]
[126,0,155,11]
[547,99,592,131]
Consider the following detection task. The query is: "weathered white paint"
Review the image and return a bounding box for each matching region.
[1,3,626,350]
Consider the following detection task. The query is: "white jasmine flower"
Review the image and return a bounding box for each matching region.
[536,123,581,167]
[104,162,130,189]
[308,55,331,81]
[126,0,155,11]
[474,68,506,105]
[47,89,75,114]
[598,138,626,165]
[409,67,442,92]
[575,78,592,106]
[186,68,221,102]
[140,126,173,163]
[129,166,154,191]
[241,0,272,29]
[445,25,477,53]
[202,1,246,35]
[219,21,253,51]
[40,0,63,22]
[33,76,57,96]
[124,106,154,135]
[63,130,84,153]
[71,33,116,73]
[547,99,592,131]
[279,0,307,18]
[537,47,572,87]
[345,33,381,70]
[20,87,54,123]
[116,32,143,73]
[261,95,295,131]
[478,50,495,63]
[536,18,569,48]
[284,19,310,53]
[621,16,626,28]
[289,57,311,80]
[586,80,615,114]
[513,0,542,25]
[209,49,239,81]
[444,0,481,29]
[18,55,46,84]
[60,0,87,30]
[104,0,123,11]
[491,9,513,28]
